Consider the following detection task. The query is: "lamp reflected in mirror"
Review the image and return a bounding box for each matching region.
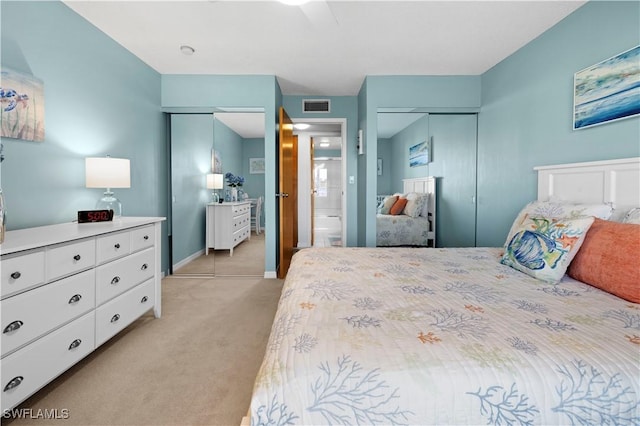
[206,173,224,203]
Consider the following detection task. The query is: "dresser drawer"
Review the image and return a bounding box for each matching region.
[96,230,131,265]
[47,239,96,282]
[1,250,45,299]
[232,213,250,231]
[95,279,155,347]
[232,226,250,245]
[130,225,155,252]
[1,269,95,357]
[95,248,154,305]
[232,203,250,216]
[1,311,95,413]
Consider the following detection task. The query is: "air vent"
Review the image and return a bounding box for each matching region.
[303,99,330,113]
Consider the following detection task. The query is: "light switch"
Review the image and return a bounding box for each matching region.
[349,176,355,184]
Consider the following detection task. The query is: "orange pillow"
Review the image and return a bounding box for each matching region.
[389,198,408,215]
[568,218,640,303]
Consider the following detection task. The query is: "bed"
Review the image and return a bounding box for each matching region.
[248,158,640,425]
[376,177,436,247]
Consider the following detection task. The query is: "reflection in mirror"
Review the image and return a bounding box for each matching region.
[376,112,430,247]
[376,111,479,248]
[376,112,428,194]
[170,111,266,276]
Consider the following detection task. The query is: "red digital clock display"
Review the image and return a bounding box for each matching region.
[77,209,114,223]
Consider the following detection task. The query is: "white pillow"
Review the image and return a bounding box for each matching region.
[622,207,640,224]
[379,195,398,215]
[501,215,595,284]
[419,194,430,217]
[504,200,613,247]
[403,192,426,218]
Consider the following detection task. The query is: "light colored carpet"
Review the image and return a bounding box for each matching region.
[5,275,283,426]
[174,233,265,277]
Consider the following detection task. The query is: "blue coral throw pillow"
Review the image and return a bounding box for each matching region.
[501,216,594,284]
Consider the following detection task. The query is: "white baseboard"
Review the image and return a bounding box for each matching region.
[264,271,277,279]
[173,249,204,271]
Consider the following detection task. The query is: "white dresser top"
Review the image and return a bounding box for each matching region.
[0,217,165,255]
[206,201,250,207]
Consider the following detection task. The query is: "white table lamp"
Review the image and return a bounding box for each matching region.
[85,157,131,217]
[206,173,224,203]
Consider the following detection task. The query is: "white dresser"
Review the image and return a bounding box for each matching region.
[0,217,164,413]
[205,202,251,256]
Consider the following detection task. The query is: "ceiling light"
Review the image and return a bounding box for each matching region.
[319,142,330,148]
[180,45,195,55]
[294,123,310,130]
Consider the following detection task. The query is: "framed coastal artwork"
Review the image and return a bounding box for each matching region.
[573,45,640,130]
[249,157,265,174]
[0,68,45,141]
[409,139,430,167]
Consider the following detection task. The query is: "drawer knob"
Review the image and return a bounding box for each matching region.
[141,296,149,303]
[68,294,82,304]
[3,376,23,392]
[73,254,81,261]
[114,243,121,249]
[68,339,82,350]
[143,235,149,240]
[3,320,24,334]
[141,263,148,271]
[111,276,121,285]
[110,314,120,323]
[10,271,21,280]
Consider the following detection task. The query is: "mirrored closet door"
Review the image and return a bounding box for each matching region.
[376,111,478,248]
[169,111,266,277]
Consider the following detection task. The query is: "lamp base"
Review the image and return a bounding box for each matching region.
[212,192,219,203]
[96,191,122,217]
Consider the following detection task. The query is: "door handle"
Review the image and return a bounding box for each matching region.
[275,193,289,198]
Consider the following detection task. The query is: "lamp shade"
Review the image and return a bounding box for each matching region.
[206,173,224,190]
[85,157,131,188]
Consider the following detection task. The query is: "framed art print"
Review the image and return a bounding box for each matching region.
[409,139,430,168]
[249,157,265,174]
[573,45,640,130]
[0,68,45,142]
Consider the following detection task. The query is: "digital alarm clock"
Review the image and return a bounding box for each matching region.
[77,209,114,223]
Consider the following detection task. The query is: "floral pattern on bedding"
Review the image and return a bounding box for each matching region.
[376,214,431,246]
[250,247,640,426]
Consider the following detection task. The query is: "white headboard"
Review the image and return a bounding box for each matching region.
[535,157,640,221]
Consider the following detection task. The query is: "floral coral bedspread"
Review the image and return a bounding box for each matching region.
[376,214,431,246]
[250,247,640,425]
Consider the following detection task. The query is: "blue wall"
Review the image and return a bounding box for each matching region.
[241,138,265,228]
[388,114,430,191]
[214,117,243,190]
[376,138,392,195]
[476,1,640,247]
[170,114,213,265]
[1,1,168,267]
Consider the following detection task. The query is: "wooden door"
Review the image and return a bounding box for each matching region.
[278,107,297,278]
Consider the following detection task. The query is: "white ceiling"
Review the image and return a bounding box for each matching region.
[62,0,585,139]
[63,0,585,97]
